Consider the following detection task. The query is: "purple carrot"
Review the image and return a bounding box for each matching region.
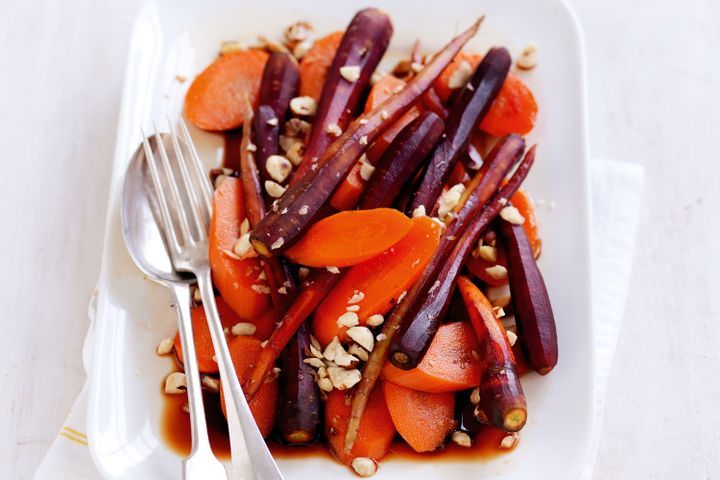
[291,8,393,183]
[499,215,558,375]
[409,47,511,214]
[358,111,444,209]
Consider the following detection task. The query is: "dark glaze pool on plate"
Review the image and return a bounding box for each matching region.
[161,391,516,464]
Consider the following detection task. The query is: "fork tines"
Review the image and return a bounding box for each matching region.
[140,118,214,254]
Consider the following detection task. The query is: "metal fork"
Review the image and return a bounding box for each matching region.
[142,118,284,480]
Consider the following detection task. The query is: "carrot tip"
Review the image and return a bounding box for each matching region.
[252,239,271,257]
[503,408,527,432]
[391,351,410,367]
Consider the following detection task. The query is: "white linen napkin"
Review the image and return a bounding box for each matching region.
[33,159,644,480]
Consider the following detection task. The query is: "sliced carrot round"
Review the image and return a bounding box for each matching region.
[299,31,344,101]
[312,216,441,347]
[219,335,278,438]
[185,49,269,131]
[173,297,272,374]
[285,208,413,268]
[382,322,482,393]
[383,381,455,452]
[325,387,395,464]
[479,73,538,137]
[209,177,271,319]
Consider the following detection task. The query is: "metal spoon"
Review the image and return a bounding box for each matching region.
[121,135,228,480]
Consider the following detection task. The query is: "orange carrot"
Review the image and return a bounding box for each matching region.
[185,50,269,131]
[284,208,413,268]
[511,188,541,259]
[209,177,271,319]
[480,73,538,137]
[299,31,344,101]
[219,335,278,438]
[312,216,441,347]
[466,242,509,287]
[365,74,406,110]
[173,301,230,374]
[433,51,537,136]
[325,387,395,464]
[382,381,455,452]
[433,52,482,102]
[381,322,481,393]
[173,297,274,374]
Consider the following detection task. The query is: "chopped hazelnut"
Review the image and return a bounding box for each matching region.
[437,183,465,220]
[339,65,361,82]
[351,457,377,477]
[156,338,174,355]
[201,376,220,392]
[516,43,539,70]
[303,357,325,369]
[233,233,254,257]
[347,326,374,351]
[485,265,508,280]
[266,155,293,183]
[500,205,525,225]
[451,431,472,447]
[318,377,334,392]
[348,344,369,362]
[470,387,481,405]
[478,245,498,262]
[360,161,375,181]
[447,60,473,89]
[347,290,365,304]
[327,367,361,390]
[164,372,187,394]
[500,434,518,449]
[250,284,271,295]
[265,180,287,198]
[290,96,317,116]
[231,322,257,336]
[326,123,343,137]
[337,312,360,328]
[365,314,384,327]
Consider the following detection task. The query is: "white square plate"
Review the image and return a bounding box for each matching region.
[87,0,594,478]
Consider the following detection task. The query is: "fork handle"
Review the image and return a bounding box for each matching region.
[170,283,229,480]
[196,266,284,480]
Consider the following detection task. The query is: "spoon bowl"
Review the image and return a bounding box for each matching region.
[121,134,192,286]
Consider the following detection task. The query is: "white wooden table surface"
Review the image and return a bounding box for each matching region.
[1,0,718,478]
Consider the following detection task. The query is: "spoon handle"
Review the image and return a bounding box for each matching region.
[170,283,229,479]
[196,266,284,480]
